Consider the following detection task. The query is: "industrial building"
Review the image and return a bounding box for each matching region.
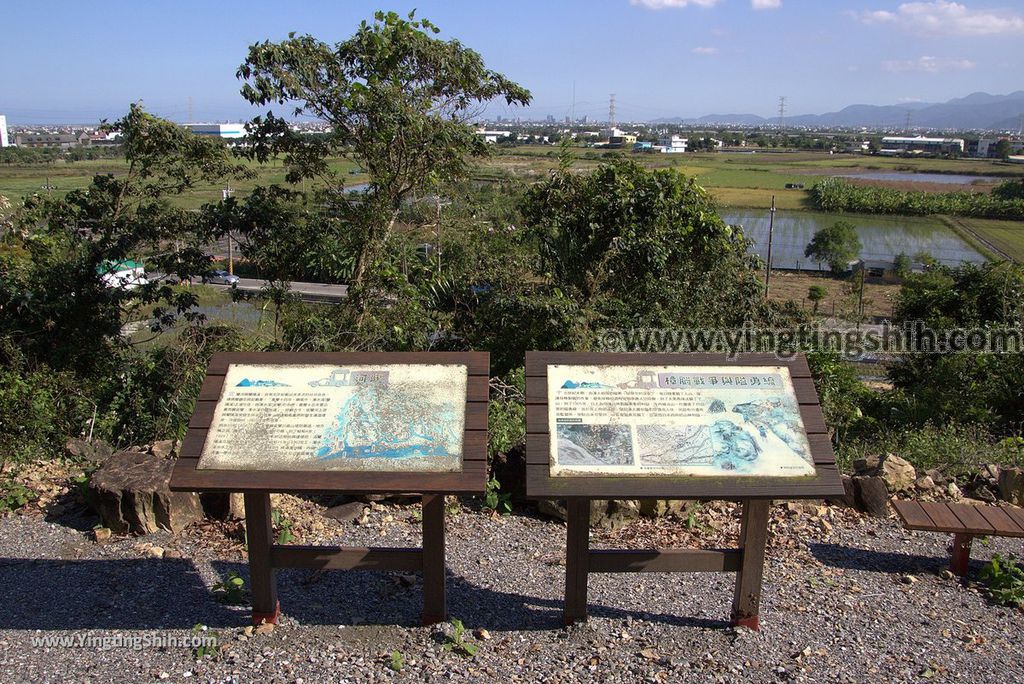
[181,123,246,139]
[976,137,1024,158]
[0,115,8,147]
[879,136,964,156]
[475,129,511,144]
[13,132,88,148]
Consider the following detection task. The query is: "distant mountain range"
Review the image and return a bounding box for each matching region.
[654,91,1024,132]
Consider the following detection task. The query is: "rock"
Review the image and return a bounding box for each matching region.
[879,454,916,493]
[150,440,175,459]
[924,468,946,486]
[201,493,246,520]
[93,527,112,543]
[88,451,203,534]
[997,467,1024,505]
[325,501,368,524]
[474,628,491,641]
[835,474,858,509]
[537,499,567,521]
[65,437,113,464]
[639,499,692,519]
[981,463,1001,483]
[852,476,889,517]
[254,622,274,636]
[947,482,962,499]
[915,475,935,491]
[147,546,165,559]
[852,455,881,474]
[536,499,640,529]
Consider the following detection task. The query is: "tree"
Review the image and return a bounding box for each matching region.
[236,10,531,285]
[893,252,912,278]
[521,159,774,333]
[993,139,1012,161]
[807,285,828,314]
[804,220,861,275]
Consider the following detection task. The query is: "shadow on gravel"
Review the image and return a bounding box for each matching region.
[807,542,950,574]
[0,557,244,630]
[0,555,729,632]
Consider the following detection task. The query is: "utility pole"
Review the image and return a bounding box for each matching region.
[764,195,776,298]
[222,184,235,275]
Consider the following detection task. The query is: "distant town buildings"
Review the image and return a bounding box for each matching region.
[181,123,246,139]
[0,115,8,147]
[879,135,964,156]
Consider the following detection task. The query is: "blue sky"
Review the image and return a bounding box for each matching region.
[1,0,1021,124]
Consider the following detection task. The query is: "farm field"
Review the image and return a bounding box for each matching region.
[952,217,1024,262]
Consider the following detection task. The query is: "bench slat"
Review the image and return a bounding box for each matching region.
[976,505,1024,537]
[918,502,966,532]
[892,500,933,529]
[1001,505,1024,532]
[948,504,995,535]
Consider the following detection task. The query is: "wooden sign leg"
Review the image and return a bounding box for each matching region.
[730,499,770,630]
[243,491,280,625]
[564,498,591,625]
[421,494,447,625]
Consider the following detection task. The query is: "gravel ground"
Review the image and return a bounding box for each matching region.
[0,499,1021,684]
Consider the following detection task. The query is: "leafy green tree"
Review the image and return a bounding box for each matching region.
[893,252,912,278]
[804,220,861,275]
[994,139,1012,161]
[807,284,828,314]
[521,159,772,334]
[236,10,531,286]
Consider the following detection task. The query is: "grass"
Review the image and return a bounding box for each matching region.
[952,217,1024,262]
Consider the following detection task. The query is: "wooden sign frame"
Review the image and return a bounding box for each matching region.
[170,351,489,626]
[524,351,844,628]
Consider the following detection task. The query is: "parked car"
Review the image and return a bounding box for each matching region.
[202,269,240,285]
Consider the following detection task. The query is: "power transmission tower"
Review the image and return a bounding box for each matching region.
[608,93,616,128]
[905,110,912,133]
[777,96,786,131]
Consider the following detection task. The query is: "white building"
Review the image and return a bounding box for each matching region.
[976,137,1024,158]
[181,123,246,139]
[475,129,511,144]
[879,136,964,156]
[0,115,8,147]
[657,135,688,153]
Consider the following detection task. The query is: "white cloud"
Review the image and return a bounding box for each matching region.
[852,1,1024,36]
[752,0,782,9]
[629,0,720,9]
[881,55,977,72]
[692,46,720,55]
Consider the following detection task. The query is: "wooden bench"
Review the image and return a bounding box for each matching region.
[892,500,1024,576]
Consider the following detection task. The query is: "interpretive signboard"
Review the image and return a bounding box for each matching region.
[547,364,815,477]
[524,351,845,629]
[170,351,489,627]
[200,364,467,472]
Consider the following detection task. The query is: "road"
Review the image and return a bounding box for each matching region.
[205,277,349,303]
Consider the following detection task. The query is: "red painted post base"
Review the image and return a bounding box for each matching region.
[251,601,281,626]
[730,614,760,631]
[950,533,973,577]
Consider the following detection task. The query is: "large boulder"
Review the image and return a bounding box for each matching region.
[998,467,1024,505]
[537,499,642,529]
[638,499,692,519]
[65,437,113,464]
[879,454,916,493]
[88,451,203,534]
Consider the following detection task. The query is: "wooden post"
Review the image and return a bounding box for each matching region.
[950,533,973,577]
[421,494,447,625]
[731,499,770,630]
[564,498,591,625]
[244,491,280,625]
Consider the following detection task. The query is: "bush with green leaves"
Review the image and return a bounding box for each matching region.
[978,554,1024,608]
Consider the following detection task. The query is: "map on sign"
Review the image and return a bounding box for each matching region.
[547,365,815,477]
[198,364,467,472]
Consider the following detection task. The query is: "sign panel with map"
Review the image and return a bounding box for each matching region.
[547,364,815,477]
[198,364,467,472]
